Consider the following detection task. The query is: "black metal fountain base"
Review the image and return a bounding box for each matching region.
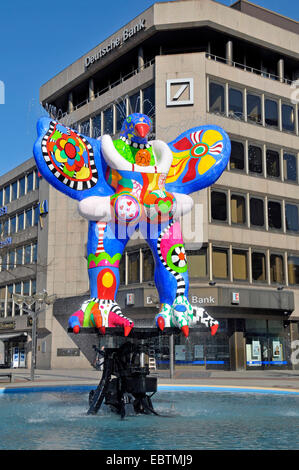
[68,327,181,418]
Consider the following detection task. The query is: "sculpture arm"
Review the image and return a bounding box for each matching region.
[78,196,112,221]
[150,139,173,174]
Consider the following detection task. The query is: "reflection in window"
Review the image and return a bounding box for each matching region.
[129,92,140,114]
[103,107,113,135]
[231,194,246,225]
[232,249,247,281]
[18,212,24,232]
[283,153,297,182]
[24,245,31,264]
[252,252,266,282]
[211,191,227,221]
[80,120,90,137]
[143,249,155,282]
[212,248,228,279]
[187,247,207,278]
[247,93,261,123]
[11,181,18,201]
[116,100,126,133]
[288,255,299,285]
[248,145,262,174]
[19,177,25,197]
[23,280,30,296]
[10,216,16,234]
[9,251,15,269]
[25,208,33,229]
[16,247,23,266]
[27,172,34,193]
[268,201,282,230]
[7,284,13,316]
[230,141,244,171]
[4,186,10,204]
[266,150,280,178]
[270,254,284,284]
[31,279,36,295]
[92,114,101,139]
[250,198,264,227]
[282,104,295,133]
[228,88,243,118]
[265,99,278,128]
[128,251,140,284]
[143,84,155,117]
[32,243,38,263]
[209,83,225,114]
[285,204,299,232]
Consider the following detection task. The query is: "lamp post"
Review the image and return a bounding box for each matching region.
[12,291,56,381]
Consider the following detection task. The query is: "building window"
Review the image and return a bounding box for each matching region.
[232,249,248,281]
[34,206,39,226]
[283,153,297,182]
[19,177,25,197]
[116,100,126,133]
[129,92,140,114]
[248,145,263,174]
[14,282,21,316]
[143,84,155,117]
[34,170,40,190]
[7,284,13,316]
[0,287,5,318]
[143,249,155,282]
[211,191,227,221]
[270,254,284,284]
[212,247,228,279]
[24,245,31,264]
[18,211,24,232]
[3,219,9,236]
[252,252,266,282]
[32,243,38,263]
[285,203,299,232]
[127,251,140,284]
[282,104,295,133]
[10,215,16,234]
[16,247,23,266]
[27,172,34,193]
[231,194,246,225]
[266,150,280,178]
[25,208,33,229]
[228,88,243,119]
[23,280,30,296]
[4,185,10,204]
[9,250,15,270]
[209,82,225,114]
[247,93,261,124]
[119,257,125,285]
[230,141,244,171]
[288,255,299,285]
[92,114,101,139]
[11,181,18,201]
[0,189,3,207]
[265,99,278,128]
[103,106,113,135]
[187,247,208,278]
[250,198,264,227]
[268,201,282,230]
[31,279,36,295]
[80,120,90,137]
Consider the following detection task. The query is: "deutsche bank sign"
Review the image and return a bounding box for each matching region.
[0,81,4,105]
[84,19,146,69]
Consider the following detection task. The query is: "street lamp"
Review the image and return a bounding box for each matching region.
[12,291,56,381]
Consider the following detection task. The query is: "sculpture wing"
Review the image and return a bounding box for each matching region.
[33,118,114,200]
[165,125,231,195]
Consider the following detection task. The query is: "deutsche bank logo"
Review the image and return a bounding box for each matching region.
[0,81,4,104]
[166,78,194,107]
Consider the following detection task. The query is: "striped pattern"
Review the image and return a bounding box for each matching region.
[95,222,107,255]
[89,299,134,327]
[157,222,186,298]
[41,121,98,191]
[190,130,203,145]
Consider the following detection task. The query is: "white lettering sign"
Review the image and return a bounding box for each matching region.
[84,19,146,68]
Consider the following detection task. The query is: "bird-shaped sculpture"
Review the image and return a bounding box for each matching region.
[34,113,231,338]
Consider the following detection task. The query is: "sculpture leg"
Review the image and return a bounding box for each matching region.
[68,220,134,335]
[142,220,218,336]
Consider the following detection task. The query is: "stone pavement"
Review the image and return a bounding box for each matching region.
[1,366,299,392]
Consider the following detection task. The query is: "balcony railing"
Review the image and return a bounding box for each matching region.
[206,53,293,86]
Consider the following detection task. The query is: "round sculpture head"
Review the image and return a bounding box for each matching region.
[119,113,153,145]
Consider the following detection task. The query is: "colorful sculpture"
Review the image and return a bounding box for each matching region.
[34,113,231,337]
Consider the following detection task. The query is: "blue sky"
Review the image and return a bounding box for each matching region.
[0,0,298,176]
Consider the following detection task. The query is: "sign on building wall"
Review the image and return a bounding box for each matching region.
[166,78,194,107]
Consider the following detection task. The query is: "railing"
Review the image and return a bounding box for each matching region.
[72,58,155,112]
[206,53,293,86]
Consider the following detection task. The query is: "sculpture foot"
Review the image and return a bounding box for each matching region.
[68,298,134,334]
